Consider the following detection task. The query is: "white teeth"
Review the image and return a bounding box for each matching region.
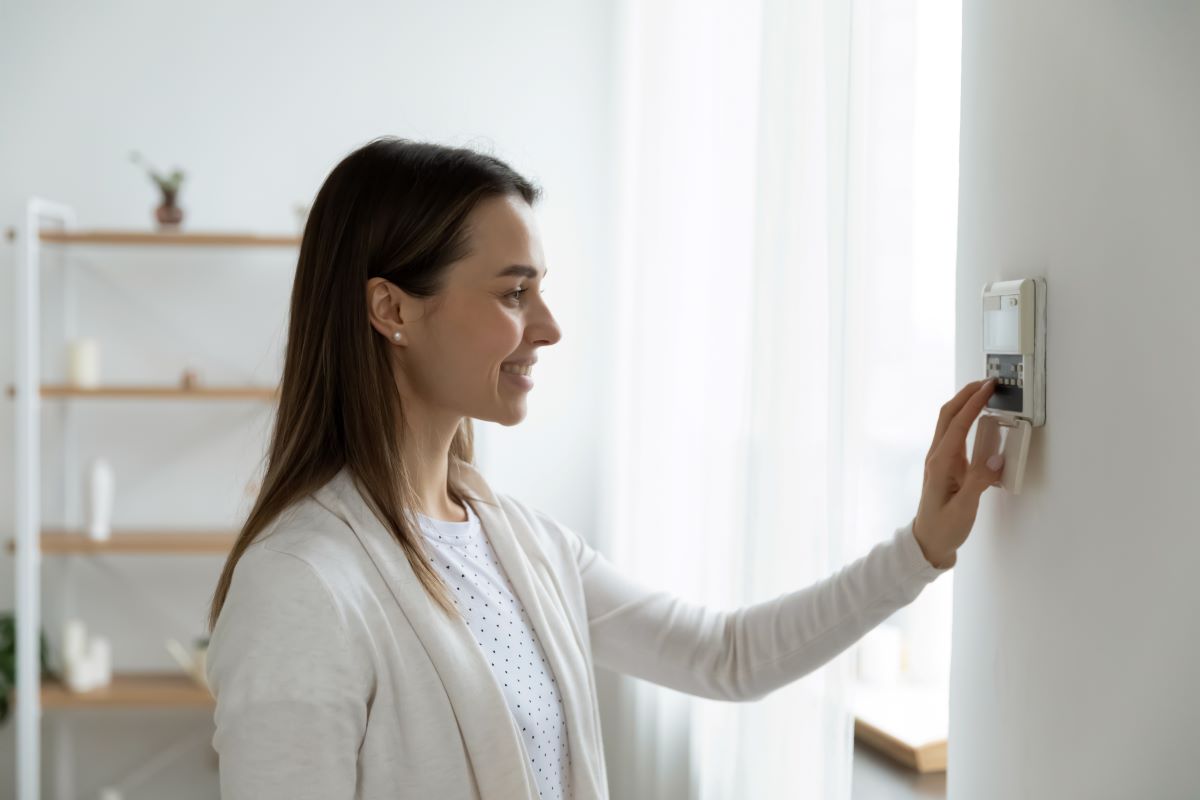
[501,364,532,376]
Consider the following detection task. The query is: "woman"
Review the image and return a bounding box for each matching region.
[204,137,1003,800]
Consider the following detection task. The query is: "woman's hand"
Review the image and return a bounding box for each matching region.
[912,379,1005,569]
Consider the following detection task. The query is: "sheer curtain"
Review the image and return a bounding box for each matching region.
[596,0,961,797]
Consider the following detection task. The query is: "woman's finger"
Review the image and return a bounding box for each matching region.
[969,412,1004,484]
[929,379,988,454]
[932,380,996,463]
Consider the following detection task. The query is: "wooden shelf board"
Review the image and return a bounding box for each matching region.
[39,672,212,708]
[40,229,300,247]
[5,384,278,400]
[6,530,238,555]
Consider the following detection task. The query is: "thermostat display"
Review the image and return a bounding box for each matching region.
[978,277,1047,494]
[982,278,1046,427]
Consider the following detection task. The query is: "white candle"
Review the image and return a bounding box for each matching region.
[62,619,88,667]
[67,338,100,387]
[65,651,95,692]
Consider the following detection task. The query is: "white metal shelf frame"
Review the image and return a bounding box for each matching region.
[12,198,297,800]
[15,197,76,800]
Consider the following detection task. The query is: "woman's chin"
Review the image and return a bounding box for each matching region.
[481,399,528,427]
[500,407,529,426]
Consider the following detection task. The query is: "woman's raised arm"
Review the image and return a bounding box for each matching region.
[564,520,948,702]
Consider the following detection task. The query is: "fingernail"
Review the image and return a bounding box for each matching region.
[987,454,1004,470]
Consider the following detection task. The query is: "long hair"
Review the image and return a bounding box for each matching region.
[206,137,542,631]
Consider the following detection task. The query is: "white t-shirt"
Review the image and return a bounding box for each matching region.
[416,501,574,800]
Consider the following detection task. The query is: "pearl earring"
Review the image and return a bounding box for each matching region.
[392,330,403,343]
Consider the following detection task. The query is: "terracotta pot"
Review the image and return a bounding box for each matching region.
[155,190,183,229]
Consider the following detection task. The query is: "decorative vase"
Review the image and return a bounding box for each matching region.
[86,458,114,541]
[165,638,209,688]
[155,189,183,230]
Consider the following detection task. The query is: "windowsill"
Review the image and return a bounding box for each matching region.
[850,678,948,774]
[852,738,947,800]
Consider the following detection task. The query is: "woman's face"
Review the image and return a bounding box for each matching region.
[374,193,561,428]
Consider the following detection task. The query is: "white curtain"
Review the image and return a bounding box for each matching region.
[597,0,961,798]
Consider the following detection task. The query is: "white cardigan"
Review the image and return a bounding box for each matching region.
[206,459,948,799]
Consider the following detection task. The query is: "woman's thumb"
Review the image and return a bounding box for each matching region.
[963,452,1005,496]
[979,452,1005,489]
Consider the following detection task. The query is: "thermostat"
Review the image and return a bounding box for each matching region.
[978,277,1046,494]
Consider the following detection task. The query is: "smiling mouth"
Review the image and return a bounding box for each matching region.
[500,364,533,377]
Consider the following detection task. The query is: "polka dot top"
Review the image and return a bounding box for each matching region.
[416,500,573,800]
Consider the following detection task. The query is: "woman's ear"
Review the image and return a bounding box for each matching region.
[365,278,405,340]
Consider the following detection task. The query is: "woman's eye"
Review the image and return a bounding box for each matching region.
[505,286,545,305]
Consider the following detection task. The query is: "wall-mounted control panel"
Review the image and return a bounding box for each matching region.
[978,278,1046,494]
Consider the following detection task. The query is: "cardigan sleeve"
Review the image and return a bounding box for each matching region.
[206,544,374,799]
[558,519,949,702]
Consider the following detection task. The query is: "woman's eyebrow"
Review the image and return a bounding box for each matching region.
[495,264,548,280]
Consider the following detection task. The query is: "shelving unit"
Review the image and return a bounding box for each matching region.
[5,384,280,400]
[7,531,239,555]
[39,230,300,247]
[9,199,297,800]
[40,673,214,709]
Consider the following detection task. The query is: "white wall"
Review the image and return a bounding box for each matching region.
[0,2,616,797]
[950,2,1199,797]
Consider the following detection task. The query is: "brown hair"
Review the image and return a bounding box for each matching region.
[206,137,543,631]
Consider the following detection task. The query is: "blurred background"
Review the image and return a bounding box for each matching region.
[4,0,1128,798]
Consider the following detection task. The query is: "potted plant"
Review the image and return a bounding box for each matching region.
[129,150,186,230]
[0,611,54,726]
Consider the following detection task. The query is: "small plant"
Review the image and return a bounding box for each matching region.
[129,151,185,196]
[129,150,187,228]
[0,611,54,726]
